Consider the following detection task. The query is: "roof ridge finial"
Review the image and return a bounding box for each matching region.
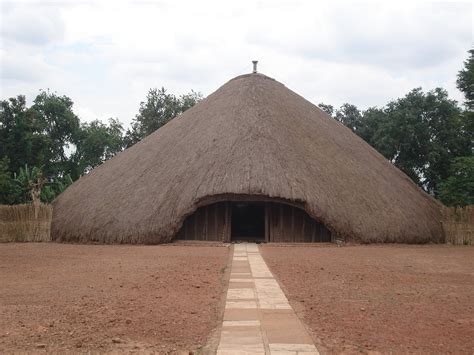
[252,60,258,74]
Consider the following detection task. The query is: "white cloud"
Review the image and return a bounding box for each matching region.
[1,2,65,46]
[0,0,472,126]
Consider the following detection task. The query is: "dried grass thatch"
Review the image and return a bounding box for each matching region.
[0,204,52,242]
[52,73,444,244]
[443,205,473,245]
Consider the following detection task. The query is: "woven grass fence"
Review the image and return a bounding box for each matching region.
[0,204,52,242]
[442,205,474,245]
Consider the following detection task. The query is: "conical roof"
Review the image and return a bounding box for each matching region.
[52,73,444,243]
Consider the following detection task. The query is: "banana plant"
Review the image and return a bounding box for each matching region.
[14,164,74,203]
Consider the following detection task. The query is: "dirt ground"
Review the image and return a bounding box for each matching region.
[261,245,474,354]
[0,243,230,353]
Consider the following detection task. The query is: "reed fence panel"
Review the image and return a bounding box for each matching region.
[0,204,52,242]
[442,205,474,245]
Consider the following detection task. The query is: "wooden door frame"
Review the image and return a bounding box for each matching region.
[264,202,269,242]
[224,201,231,242]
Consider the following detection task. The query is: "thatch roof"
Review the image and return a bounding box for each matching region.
[52,73,444,244]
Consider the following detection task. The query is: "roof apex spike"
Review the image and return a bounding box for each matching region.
[252,60,258,73]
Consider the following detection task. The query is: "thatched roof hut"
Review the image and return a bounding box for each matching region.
[52,72,444,244]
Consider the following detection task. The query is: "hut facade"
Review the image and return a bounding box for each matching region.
[52,71,445,244]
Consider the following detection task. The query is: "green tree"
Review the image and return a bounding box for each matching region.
[1,90,126,191]
[326,89,470,195]
[457,49,474,110]
[438,156,474,206]
[41,174,74,203]
[318,103,334,116]
[31,90,81,178]
[0,96,50,175]
[379,88,468,192]
[356,107,386,147]
[180,90,203,111]
[0,93,82,202]
[0,157,21,204]
[125,88,202,147]
[13,164,74,203]
[72,118,125,177]
[335,103,362,132]
[13,164,45,204]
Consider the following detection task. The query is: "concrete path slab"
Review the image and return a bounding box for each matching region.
[217,243,319,355]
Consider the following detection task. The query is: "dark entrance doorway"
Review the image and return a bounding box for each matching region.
[231,202,265,241]
[176,199,332,242]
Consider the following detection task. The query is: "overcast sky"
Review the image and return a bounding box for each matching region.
[1,0,472,128]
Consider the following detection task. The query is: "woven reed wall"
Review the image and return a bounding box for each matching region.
[443,205,474,245]
[0,204,52,242]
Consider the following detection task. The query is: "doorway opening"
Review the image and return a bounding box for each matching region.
[231,202,265,242]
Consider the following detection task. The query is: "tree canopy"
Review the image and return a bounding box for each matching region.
[457,49,474,110]
[318,49,473,206]
[125,88,202,147]
[0,87,201,204]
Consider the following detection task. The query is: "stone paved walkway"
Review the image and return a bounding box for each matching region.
[217,243,319,355]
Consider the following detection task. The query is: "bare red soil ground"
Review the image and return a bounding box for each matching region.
[0,243,229,353]
[261,245,474,354]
